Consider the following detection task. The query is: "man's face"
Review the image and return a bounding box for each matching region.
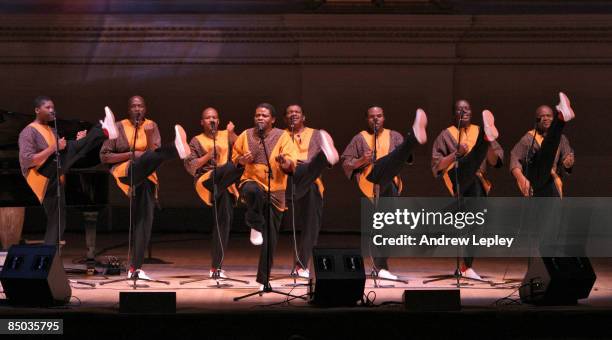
[128,96,147,124]
[536,106,554,132]
[254,107,275,130]
[285,105,304,129]
[35,100,55,122]
[201,109,219,132]
[366,107,385,132]
[454,100,472,127]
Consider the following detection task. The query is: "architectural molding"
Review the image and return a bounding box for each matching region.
[2,14,612,64]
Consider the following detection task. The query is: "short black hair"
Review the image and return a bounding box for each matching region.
[201,107,219,119]
[366,105,383,117]
[285,104,303,115]
[453,99,470,115]
[34,96,52,109]
[535,105,553,117]
[256,103,277,117]
[128,95,146,106]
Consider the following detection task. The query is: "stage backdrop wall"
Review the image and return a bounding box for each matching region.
[1,13,611,231]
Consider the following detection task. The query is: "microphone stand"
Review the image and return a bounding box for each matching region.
[452,114,464,287]
[50,113,98,285]
[424,113,489,286]
[525,120,539,197]
[367,120,381,285]
[51,112,63,256]
[181,123,248,287]
[234,126,305,301]
[99,117,169,289]
[129,117,138,270]
[270,122,309,287]
[523,120,539,267]
[494,119,541,286]
[366,120,409,288]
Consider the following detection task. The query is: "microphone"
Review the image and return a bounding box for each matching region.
[210,121,217,133]
[372,117,379,134]
[290,113,299,130]
[256,122,265,138]
[456,110,467,130]
[535,117,542,123]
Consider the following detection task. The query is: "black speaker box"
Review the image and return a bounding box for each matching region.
[519,257,596,305]
[403,289,461,311]
[0,245,71,306]
[120,292,176,314]
[309,248,365,306]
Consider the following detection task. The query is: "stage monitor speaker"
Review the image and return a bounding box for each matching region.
[120,292,176,314]
[519,257,596,305]
[403,289,461,311]
[0,245,71,306]
[309,248,365,306]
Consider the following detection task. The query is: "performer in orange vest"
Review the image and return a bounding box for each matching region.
[100,95,191,280]
[431,100,503,280]
[282,104,339,278]
[184,107,243,278]
[232,103,299,288]
[341,106,428,280]
[18,95,119,246]
[510,92,575,198]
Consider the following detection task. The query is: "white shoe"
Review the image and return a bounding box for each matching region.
[556,92,575,122]
[250,228,263,246]
[482,109,499,142]
[100,106,118,140]
[127,269,134,279]
[296,268,310,279]
[461,268,482,280]
[174,124,191,159]
[318,129,339,166]
[209,269,228,279]
[377,269,398,280]
[412,108,428,144]
[137,270,152,280]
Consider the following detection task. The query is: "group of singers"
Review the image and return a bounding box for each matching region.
[18,92,575,287]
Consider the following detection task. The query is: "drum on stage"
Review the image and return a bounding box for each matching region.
[0,207,25,250]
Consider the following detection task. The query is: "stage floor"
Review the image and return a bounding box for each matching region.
[2,232,612,338]
[3,232,612,309]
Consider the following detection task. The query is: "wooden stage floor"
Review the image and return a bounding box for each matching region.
[2,232,612,339]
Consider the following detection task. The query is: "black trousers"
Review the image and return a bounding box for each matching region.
[285,151,329,268]
[202,162,244,269]
[526,118,565,198]
[39,125,107,245]
[41,178,66,246]
[526,118,566,270]
[241,181,283,285]
[447,128,490,197]
[446,128,491,268]
[118,144,178,269]
[366,132,419,271]
[129,179,155,269]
